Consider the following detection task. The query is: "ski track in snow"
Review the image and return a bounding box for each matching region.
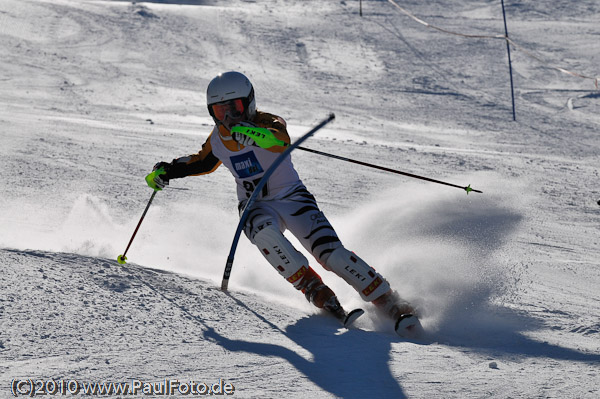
[1,0,599,398]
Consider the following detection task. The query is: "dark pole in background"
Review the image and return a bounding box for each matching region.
[501,0,516,121]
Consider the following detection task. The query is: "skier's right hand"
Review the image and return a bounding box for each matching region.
[145,162,169,191]
[231,122,287,149]
[232,122,258,147]
[232,131,257,147]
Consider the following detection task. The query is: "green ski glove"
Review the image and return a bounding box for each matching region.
[231,124,287,149]
[145,166,168,191]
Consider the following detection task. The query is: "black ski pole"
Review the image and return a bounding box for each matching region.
[297,146,482,194]
[117,190,157,264]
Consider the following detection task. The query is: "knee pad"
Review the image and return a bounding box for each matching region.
[244,206,279,243]
[253,224,310,288]
[325,247,390,301]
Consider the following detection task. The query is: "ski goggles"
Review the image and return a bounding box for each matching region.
[209,98,245,121]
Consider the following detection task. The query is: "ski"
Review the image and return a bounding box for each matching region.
[395,314,424,338]
[325,306,365,328]
[343,308,365,328]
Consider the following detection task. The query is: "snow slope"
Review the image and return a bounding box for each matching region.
[1,0,599,397]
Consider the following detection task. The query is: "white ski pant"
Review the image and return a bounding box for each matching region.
[241,184,390,301]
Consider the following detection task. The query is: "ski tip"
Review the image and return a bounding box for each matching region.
[343,308,365,328]
[117,254,127,264]
[395,314,424,338]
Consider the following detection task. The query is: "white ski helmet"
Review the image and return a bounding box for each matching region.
[206,71,256,124]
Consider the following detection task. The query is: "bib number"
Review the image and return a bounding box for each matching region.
[243,178,268,198]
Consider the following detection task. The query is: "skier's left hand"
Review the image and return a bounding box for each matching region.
[232,122,257,147]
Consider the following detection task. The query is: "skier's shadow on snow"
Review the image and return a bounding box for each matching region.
[431,305,600,363]
[203,307,409,399]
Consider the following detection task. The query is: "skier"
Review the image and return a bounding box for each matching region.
[146,71,420,335]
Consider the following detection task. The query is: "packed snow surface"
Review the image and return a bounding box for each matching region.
[1,0,599,397]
